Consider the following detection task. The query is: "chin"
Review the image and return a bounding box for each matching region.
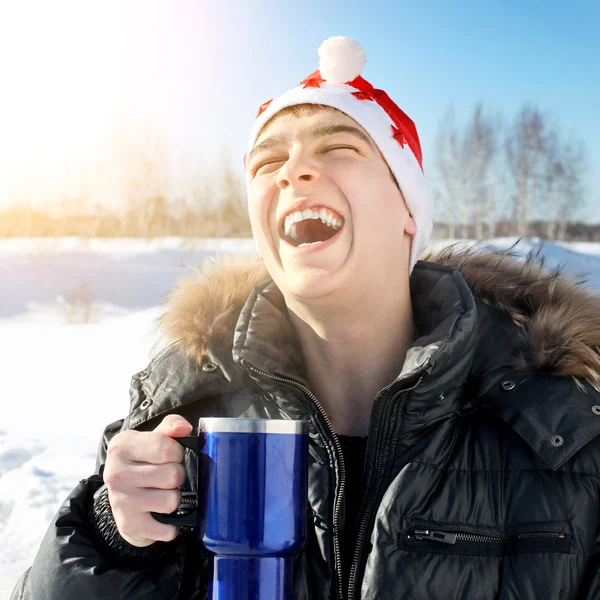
[278,267,345,302]
[260,235,353,300]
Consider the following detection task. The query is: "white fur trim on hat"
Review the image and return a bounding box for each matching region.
[246,37,431,274]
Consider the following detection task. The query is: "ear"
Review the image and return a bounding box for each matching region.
[405,215,417,236]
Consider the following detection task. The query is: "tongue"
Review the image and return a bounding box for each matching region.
[294,220,338,245]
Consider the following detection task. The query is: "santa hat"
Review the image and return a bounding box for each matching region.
[246,36,432,273]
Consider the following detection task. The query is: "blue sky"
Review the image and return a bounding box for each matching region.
[170,0,599,220]
[1,0,598,221]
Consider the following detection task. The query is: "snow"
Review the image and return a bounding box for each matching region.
[0,237,598,598]
[435,237,600,291]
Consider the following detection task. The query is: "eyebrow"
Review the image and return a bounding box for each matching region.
[247,123,374,164]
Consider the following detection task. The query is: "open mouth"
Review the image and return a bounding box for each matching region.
[281,207,344,247]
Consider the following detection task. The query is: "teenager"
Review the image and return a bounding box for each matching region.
[12,36,600,600]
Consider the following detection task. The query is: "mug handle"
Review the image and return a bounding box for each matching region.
[151,434,200,528]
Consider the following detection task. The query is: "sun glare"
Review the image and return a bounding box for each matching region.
[0,2,123,208]
[0,0,251,216]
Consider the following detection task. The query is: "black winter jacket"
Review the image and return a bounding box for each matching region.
[11,248,600,600]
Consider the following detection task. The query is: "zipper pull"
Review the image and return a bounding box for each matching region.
[413,529,457,544]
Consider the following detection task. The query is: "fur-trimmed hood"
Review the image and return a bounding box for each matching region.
[159,246,600,391]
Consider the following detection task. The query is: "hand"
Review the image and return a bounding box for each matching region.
[103,414,193,547]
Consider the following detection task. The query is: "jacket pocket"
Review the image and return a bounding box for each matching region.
[398,522,572,557]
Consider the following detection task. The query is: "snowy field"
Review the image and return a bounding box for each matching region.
[1,236,599,598]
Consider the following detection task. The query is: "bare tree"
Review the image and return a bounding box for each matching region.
[505,105,549,236]
[190,173,214,235]
[8,161,38,236]
[460,127,474,239]
[434,104,499,240]
[215,147,250,236]
[484,114,508,240]
[542,128,563,240]
[533,126,588,241]
[462,104,497,240]
[106,117,171,235]
[556,140,587,240]
[433,106,460,238]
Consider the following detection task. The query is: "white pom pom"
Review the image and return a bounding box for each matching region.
[318,36,366,84]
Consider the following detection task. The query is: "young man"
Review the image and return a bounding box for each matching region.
[12,37,600,600]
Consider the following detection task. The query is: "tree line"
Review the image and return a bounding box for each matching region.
[0,104,597,240]
[432,103,594,240]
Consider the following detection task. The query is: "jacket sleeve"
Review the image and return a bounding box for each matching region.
[9,419,192,600]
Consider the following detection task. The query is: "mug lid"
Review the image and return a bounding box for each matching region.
[199,418,308,435]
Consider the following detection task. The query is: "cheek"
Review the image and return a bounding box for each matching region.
[353,183,407,237]
[248,179,268,215]
[247,197,261,233]
[248,181,279,234]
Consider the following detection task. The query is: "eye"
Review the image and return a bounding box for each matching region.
[325,145,357,153]
[252,158,285,176]
[322,145,360,157]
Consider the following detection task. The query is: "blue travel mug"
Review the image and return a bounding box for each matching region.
[153,418,309,600]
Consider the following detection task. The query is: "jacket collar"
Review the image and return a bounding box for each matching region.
[159,247,600,391]
[469,298,600,469]
[232,280,304,381]
[234,261,480,384]
[479,370,600,470]
[144,246,600,462]
[230,259,478,424]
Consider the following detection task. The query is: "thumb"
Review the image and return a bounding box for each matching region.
[154,414,193,437]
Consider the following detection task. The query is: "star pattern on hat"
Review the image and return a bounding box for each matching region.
[352,90,374,101]
[391,125,407,148]
[300,71,326,88]
[256,99,272,118]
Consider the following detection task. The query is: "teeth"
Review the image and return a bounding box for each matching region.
[282,207,344,239]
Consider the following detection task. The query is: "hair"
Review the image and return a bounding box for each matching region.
[259,103,334,137]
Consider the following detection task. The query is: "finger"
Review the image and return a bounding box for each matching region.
[153,414,193,438]
[112,461,187,491]
[137,513,181,543]
[113,487,182,515]
[109,431,186,465]
[117,511,181,546]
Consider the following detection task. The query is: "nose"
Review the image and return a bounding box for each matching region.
[276,151,320,190]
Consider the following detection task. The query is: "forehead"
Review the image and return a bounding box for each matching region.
[255,107,371,145]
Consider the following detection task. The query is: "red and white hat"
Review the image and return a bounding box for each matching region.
[247,36,432,273]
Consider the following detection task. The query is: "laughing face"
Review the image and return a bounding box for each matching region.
[246,105,416,302]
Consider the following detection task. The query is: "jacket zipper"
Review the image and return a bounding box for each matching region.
[410,529,567,545]
[246,365,346,600]
[347,368,429,600]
